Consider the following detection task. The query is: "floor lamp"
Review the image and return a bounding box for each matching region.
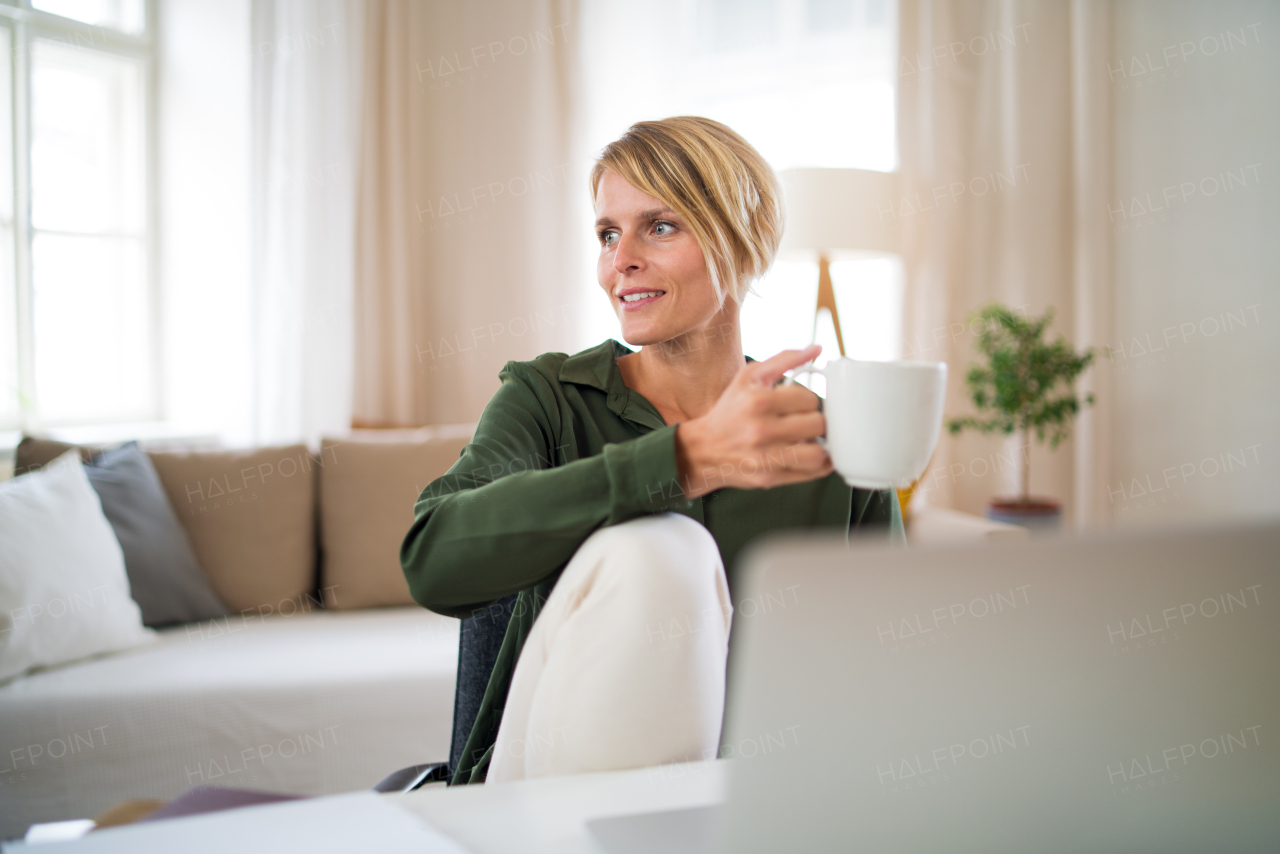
[777,167,901,357]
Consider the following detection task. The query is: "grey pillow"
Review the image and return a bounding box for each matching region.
[84,442,230,627]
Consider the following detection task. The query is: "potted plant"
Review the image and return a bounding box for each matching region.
[946,303,1095,530]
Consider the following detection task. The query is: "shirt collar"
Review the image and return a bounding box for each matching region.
[559,339,668,430]
[558,338,757,431]
[557,338,630,392]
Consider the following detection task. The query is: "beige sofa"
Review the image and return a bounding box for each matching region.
[0,427,472,840]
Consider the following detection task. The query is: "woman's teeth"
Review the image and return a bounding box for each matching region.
[622,291,661,302]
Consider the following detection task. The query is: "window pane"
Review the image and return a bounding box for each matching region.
[585,0,896,173]
[829,257,903,361]
[32,0,146,35]
[0,226,17,428]
[807,0,854,32]
[32,39,145,234]
[32,235,150,423]
[739,259,819,365]
[0,29,15,428]
[0,31,11,222]
[698,0,780,52]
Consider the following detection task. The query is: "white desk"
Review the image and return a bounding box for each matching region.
[906,505,1028,543]
[392,760,726,854]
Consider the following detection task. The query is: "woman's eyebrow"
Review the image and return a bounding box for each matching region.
[594,208,676,229]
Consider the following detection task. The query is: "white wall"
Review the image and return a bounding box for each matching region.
[158,0,253,446]
[1109,0,1279,525]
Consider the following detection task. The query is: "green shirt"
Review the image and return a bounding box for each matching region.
[400,339,903,784]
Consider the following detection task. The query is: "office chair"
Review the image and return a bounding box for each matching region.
[373,594,518,793]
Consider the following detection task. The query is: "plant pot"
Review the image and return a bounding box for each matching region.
[985,497,1062,533]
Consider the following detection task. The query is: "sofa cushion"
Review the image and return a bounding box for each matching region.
[84,442,231,627]
[0,607,459,838]
[148,445,316,614]
[14,436,103,476]
[0,452,155,682]
[319,430,472,610]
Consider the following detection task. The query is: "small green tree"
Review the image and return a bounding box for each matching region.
[947,303,1095,504]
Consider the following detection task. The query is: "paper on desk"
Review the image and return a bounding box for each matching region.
[4,792,469,854]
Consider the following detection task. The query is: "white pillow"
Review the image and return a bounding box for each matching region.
[0,450,155,682]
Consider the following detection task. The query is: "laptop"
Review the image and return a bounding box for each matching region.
[587,519,1280,853]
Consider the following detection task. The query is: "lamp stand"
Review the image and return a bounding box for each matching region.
[812,254,846,357]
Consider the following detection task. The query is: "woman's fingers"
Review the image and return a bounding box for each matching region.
[761,411,826,446]
[747,344,822,388]
[773,441,831,472]
[768,383,823,415]
[749,443,833,485]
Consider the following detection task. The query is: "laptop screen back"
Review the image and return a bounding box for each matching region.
[719,521,1279,853]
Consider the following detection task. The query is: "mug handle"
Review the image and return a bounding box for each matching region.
[783,365,824,386]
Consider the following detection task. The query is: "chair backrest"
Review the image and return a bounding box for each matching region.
[449,593,518,772]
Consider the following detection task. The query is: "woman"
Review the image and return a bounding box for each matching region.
[401,116,903,785]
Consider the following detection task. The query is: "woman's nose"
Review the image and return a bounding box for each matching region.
[612,232,644,273]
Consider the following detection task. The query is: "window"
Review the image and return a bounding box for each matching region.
[1,1,153,433]
[32,0,146,34]
[578,0,900,369]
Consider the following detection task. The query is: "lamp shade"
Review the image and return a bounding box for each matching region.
[778,167,901,260]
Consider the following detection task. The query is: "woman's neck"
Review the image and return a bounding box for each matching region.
[617,310,744,426]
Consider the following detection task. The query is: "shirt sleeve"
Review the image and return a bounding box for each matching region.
[400,362,689,619]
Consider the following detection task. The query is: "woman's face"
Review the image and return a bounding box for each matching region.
[594,170,723,347]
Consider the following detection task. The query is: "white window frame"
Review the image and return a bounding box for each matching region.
[0,0,158,433]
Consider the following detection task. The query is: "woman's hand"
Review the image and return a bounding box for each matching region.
[675,344,832,499]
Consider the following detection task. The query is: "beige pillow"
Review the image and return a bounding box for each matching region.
[319,429,473,610]
[14,436,104,476]
[148,445,316,614]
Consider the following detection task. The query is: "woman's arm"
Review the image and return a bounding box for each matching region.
[400,362,689,619]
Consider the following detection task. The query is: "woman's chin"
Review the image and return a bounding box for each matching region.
[617,324,665,348]
[619,332,657,348]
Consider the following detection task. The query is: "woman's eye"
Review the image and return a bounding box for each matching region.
[653,222,674,236]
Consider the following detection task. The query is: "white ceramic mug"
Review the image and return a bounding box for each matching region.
[790,358,947,490]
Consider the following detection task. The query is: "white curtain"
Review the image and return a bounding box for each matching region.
[351,0,420,428]
[250,0,364,445]
[353,0,580,427]
[898,0,1115,528]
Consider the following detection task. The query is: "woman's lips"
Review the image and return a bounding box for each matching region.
[618,291,665,311]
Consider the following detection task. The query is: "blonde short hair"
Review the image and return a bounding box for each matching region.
[590,116,783,307]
